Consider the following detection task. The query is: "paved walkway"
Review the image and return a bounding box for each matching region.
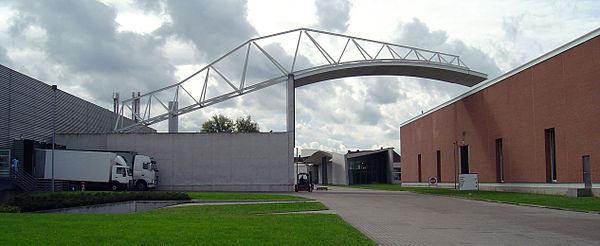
[290,186,600,246]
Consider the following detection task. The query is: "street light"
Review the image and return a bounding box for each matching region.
[51,84,57,192]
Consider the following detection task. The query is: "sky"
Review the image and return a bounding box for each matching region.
[0,0,598,154]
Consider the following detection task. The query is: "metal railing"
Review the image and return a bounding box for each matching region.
[9,168,36,192]
[8,168,68,192]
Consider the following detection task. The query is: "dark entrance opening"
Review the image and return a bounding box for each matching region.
[347,150,390,185]
[460,145,469,174]
[545,128,557,182]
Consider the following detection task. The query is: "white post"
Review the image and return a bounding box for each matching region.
[286,74,295,191]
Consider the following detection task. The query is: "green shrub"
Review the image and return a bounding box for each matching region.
[5,191,190,212]
[0,204,21,213]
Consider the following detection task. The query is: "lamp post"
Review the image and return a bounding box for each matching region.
[51,85,57,192]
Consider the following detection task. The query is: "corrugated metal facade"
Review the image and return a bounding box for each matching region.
[0,64,154,149]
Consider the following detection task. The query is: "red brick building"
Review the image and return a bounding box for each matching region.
[400,29,599,193]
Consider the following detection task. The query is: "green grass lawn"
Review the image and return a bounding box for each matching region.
[345,184,600,212]
[186,192,306,200]
[0,202,374,245]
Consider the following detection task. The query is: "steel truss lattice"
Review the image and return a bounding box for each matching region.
[114,28,485,132]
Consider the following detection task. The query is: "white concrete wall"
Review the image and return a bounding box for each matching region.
[331,152,347,185]
[56,132,293,192]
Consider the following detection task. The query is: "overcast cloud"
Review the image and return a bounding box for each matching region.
[0,0,598,154]
[314,0,352,33]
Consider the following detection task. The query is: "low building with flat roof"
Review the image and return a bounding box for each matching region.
[399,28,600,196]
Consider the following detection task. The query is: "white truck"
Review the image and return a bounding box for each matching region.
[110,151,158,191]
[33,149,131,191]
[67,149,159,191]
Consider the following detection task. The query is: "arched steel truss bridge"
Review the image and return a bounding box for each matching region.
[114,28,487,133]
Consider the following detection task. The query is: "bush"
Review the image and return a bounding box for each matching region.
[5,191,190,212]
[0,204,21,213]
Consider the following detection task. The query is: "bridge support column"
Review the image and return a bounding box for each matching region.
[286,74,295,191]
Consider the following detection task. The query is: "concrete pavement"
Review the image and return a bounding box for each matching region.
[291,186,600,246]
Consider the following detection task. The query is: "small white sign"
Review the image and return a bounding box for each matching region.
[459,173,479,190]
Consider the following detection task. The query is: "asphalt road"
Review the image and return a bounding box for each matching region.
[293,186,600,246]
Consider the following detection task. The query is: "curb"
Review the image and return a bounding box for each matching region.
[407,191,600,215]
[188,199,316,203]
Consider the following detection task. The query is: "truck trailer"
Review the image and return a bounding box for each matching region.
[33,149,131,191]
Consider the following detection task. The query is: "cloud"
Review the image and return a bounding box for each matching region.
[6,0,176,106]
[502,14,525,41]
[393,18,503,78]
[0,45,11,66]
[365,77,404,104]
[162,0,258,60]
[314,0,352,32]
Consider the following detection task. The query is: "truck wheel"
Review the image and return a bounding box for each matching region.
[110,182,119,191]
[136,181,147,191]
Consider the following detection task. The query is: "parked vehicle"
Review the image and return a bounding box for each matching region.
[69,149,159,191]
[33,149,131,191]
[113,151,158,191]
[295,172,313,192]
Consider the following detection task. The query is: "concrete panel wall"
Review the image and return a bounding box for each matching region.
[57,132,293,192]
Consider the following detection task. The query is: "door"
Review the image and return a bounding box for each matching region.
[460,146,469,174]
[113,166,129,185]
[583,155,591,189]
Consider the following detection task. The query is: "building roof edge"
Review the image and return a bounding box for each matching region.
[399,27,600,128]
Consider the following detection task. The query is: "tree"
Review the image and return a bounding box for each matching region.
[200,115,260,133]
[235,116,260,133]
[201,114,234,133]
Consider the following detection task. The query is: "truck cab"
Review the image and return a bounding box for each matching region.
[131,155,158,190]
[110,156,131,191]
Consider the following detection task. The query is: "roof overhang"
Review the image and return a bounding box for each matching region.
[303,150,333,164]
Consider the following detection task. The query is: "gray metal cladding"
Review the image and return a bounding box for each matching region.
[0,64,155,149]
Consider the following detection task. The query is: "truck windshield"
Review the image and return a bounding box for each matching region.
[151,160,158,171]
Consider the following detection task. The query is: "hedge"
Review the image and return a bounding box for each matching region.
[3,191,190,212]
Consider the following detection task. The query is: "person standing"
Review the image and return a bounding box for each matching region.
[11,158,18,173]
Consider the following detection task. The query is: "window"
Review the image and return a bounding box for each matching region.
[0,150,10,169]
[460,146,469,174]
[436,150,441,181]
[496,138,503,182]
[143,162,150,170]
[417,154,422,182]
[544,128,557,182]
[393,168,402,182]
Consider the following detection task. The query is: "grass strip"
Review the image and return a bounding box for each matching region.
[186,192,305,200]
[345,184,600,212]
[0,202,374,245]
